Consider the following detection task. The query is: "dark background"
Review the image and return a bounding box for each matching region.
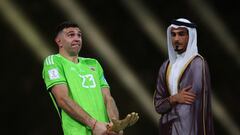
[1,0,239,135]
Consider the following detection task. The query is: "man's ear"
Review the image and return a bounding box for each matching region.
[55,37,62,47]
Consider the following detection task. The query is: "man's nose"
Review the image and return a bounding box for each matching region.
[173,35,180,42]
[176,34,181,39]
[73,36,81,41]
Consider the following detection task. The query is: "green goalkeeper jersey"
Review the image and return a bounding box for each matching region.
[42,54,110,135]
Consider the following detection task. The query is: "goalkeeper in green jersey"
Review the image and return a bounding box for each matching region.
[42,21,138,135]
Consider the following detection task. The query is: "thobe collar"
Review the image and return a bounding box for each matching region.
[168,52,186,95]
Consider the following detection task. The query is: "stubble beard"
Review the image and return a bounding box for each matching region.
[174,44,186,54]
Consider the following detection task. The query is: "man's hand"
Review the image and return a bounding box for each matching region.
[170,86,196,105]
[92,121,107,135]
[107,112,139,133]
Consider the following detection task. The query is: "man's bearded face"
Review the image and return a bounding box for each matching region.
[170,27,189,54]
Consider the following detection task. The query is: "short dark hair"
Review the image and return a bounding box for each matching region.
[55,21,80,37]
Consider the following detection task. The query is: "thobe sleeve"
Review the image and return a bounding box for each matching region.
[154,63,172,114]
[190,56,215,134]
[190,57,204,95]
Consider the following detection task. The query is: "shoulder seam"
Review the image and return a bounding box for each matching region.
[196,54,204,61]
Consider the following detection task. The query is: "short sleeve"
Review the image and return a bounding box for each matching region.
[95,60,109,88]
[42,55,66,90]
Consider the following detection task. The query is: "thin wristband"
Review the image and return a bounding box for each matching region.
[92,120,97,130]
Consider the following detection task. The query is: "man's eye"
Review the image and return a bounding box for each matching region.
[171,33,176,37]
[179,32,187,36]
[77,34,82,37]
[68,33,75,37]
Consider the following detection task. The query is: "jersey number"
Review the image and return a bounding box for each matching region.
[79,74,96,88]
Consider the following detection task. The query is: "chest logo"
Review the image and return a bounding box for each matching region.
[79,74,96,88]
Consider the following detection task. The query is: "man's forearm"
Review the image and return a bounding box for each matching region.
[58,96,96,128]
[106,96,119,121]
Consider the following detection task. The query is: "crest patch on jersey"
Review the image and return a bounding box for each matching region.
[89,66,95,71]
[48,68,60,80]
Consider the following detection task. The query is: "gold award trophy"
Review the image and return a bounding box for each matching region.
[107,112,139,133]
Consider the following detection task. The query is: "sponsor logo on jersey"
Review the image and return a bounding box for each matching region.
[48,68,60,80]
[70,67,76,71]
